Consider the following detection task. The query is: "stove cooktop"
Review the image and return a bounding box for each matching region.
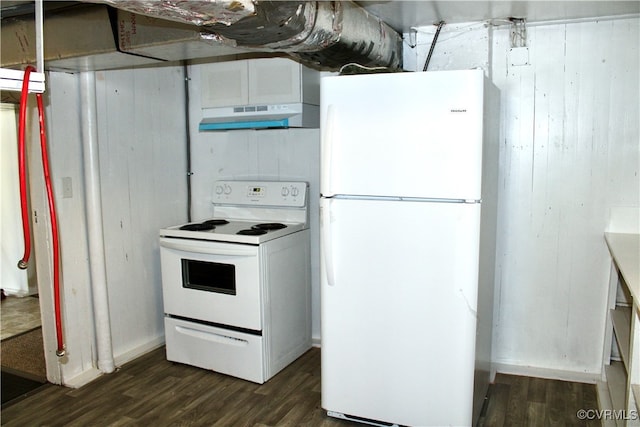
[160,219,307,244]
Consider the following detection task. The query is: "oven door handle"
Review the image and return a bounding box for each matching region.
[159,238,257,257]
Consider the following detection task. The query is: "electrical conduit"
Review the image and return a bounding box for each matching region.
[80,71,115,373]
[18,66,65,356]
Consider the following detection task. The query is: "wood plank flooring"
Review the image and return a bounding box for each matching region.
[2,347,600,426]
[478,373,601,427]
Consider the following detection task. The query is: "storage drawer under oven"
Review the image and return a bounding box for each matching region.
[165,317,265,383]
[159,237,262,330]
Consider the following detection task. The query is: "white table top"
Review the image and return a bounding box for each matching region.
[605,232,640,302]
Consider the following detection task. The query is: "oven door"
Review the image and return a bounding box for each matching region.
[159,237,262,331]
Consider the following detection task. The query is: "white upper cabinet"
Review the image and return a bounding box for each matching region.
[248,58,301,105]
[201,60,249,108]
[200,57,319,109]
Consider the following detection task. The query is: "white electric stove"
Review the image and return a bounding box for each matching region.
[158,180,312,383]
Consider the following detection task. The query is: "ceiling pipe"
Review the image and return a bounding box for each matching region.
[85,0,257,26]
[2,1,403,72]
[89,0,403,71]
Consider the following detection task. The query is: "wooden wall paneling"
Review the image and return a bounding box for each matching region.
[491,22,538,362]
[96,66,187,362]
[191,130,251,219]
[606,18,640,209]
[491,17,639,377]
[37,71,96,385]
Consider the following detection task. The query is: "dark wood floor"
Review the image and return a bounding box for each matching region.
[2,347,600,426]
[478,372,601,427]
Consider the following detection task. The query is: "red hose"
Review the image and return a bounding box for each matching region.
[36,93,64,356]
[17,67,33,269]
[19,66,65,357]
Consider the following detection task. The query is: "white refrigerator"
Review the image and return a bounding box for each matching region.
[320,70,500,427]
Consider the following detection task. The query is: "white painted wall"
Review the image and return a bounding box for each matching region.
[94,66,187,362]
[32,71,96,384]
[405,16,639,378]
[186,63,321,342]
[0,103,28,296]
[31,66,187,385]
[492,17,639,378]
[404,22,491,73]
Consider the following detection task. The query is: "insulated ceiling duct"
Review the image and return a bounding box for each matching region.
[0,3,166,101]
[89,0,403,71]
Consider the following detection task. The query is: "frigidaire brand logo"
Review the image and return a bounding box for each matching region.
[451,109,467,113]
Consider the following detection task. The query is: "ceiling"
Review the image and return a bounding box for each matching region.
[356,1,640,32]
[2,1,639,32]
[1,0,638,77]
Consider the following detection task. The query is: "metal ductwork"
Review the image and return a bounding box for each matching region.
[91,0,403,70]
[1,4,163,73]
[1,1,403,72]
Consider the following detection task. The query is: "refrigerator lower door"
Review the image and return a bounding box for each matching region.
[321,197,482,427]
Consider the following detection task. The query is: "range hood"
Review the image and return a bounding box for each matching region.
[199,103,319,131]
[197,57,320,131]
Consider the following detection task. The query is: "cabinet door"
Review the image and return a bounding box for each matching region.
[201,60,249,108]
[248,58,301,105]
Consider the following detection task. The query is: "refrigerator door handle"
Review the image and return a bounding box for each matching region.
[321,105,335,196]
[320,199,336,287]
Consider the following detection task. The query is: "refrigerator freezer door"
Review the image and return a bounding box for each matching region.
[320,197,481,426]
[321,70,485,200]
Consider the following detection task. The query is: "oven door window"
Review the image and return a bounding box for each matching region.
[181,259,236,295]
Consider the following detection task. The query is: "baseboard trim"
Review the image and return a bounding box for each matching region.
[62,366,102,388]
[61,336,166,388]
[494,362,601,384]
[114,335,165,368]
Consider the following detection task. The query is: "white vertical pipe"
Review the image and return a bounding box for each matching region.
[80,71,115,374]
[35,0,44,73]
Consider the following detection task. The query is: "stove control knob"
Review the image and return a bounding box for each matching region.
[291,186,299,197]
[281,187,290,197]
[223,184,232,195]
[215,185,224,195]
